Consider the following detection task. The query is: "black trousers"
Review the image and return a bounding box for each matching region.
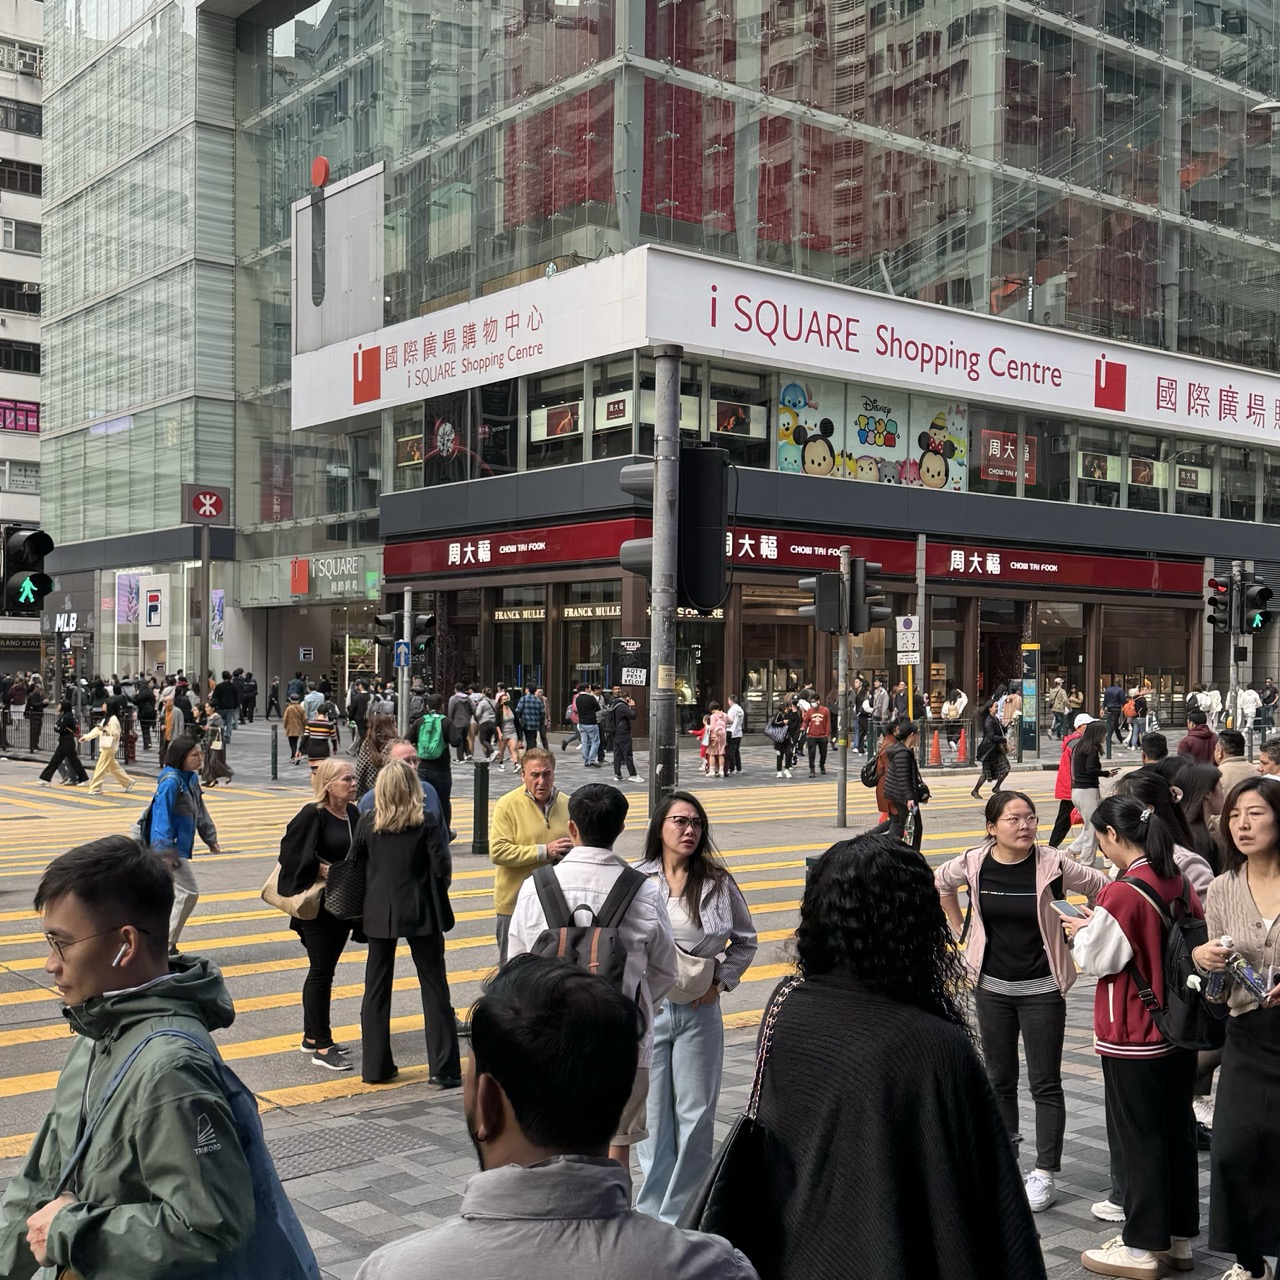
[419,759,452,832]
[266,694,282,719]
[362,932,461,1083]
[287,735,300,758]
[522,726,540,751]
[1048,798,1075,849]
[881,801,923,851]
[1107,708,1125,744]
[296,910,352,1050]
[40,740,88,783]
[725,736,741,773]
[1101,1050,1199,1251]
[974,988,1068,1172]
[807,738,828,772]
[27,716,41,751]
[138,718,153,749]
[613,738,636,779]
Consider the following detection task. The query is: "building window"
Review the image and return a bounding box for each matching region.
[0,278,39,314]
[0,398,38,431]
[0,340,38,373]
[0,97,41,136]
[1,219,40,253]
[0,460,38,491]
[0,159,40,196]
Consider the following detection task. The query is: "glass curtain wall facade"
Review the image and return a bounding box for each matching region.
[41,1,235,543]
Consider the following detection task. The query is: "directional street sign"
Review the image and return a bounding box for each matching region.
[895,614,921,652]
[394,638,411,668]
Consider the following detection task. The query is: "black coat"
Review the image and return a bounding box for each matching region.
[212,680,238,712]
[350,810,453,939]
[756,974,1045,1280]
[276,802,360,897]
[883,739,924,805]
[133,686,157,724]
[611,700,636,742]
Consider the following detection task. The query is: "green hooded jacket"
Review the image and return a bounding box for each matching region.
[0,957,254,1279]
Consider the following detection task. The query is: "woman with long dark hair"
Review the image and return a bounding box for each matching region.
[1113,770,1213,897]
[1070,796,1203,1277]
[1193,778,1280,1280]
[936,791,1107,1214]
[750,834,1045,1279]
[1066,719,1112,867]
[1176,763,1225,875]
[354,711,398,799]
[635,790,757,1224]
[971,696,1009,800]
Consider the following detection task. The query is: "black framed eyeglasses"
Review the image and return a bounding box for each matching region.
[43,926,151,960]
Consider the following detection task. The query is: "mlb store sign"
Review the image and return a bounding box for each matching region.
[294,245,1280,450]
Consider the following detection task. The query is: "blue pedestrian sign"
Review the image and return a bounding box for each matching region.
[394,639,411,668]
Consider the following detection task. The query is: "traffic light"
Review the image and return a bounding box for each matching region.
[3,526,53,616]
[1206,577,1232,634]
[1241,574,1274,634]
[413,612,436,655]
[798,573,844,633]
[850,557,892,634]
[374,611,403,648]
[619,445,730,613]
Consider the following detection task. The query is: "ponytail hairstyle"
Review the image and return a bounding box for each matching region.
[1090,794,1177,879]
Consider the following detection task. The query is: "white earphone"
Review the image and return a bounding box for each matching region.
[111,943,128,968]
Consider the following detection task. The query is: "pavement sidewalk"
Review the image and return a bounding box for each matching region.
[259,979,1232,1280]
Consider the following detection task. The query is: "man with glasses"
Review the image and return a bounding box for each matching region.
[490,749,572,965]
[0,836,268,1278]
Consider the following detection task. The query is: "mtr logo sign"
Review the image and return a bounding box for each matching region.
[353,343,381,405]
[1094,355,1128,412]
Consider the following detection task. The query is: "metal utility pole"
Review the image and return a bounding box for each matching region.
[199,522,211,697]
[399,589,412,738]
[649,344,682,807]
[1231,559,1243,726]
[837,545,851,828]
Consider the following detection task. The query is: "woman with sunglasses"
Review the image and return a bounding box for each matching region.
[634,790,757,1224]
[936,789,1108,1214]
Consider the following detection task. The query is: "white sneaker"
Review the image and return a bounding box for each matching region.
[1155,1238,1194,1273]
[1192,1095,1215,1127]
[776,770,783,777]
[1024,1170,1056,1212]
[1219,1265,1274,1280]
[784,769,792,778]
[1091,1199,1126,1223]
[498,763,506,772]
[1081,1236,1159,1277]
[630,775,645,784]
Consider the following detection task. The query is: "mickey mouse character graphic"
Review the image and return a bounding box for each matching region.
[795,419,837,475]
[918,428,956,489]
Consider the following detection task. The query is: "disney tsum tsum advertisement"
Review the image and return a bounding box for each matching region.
[775,376,969,492]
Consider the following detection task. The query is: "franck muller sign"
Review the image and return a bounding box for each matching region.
[295,246,1280,448]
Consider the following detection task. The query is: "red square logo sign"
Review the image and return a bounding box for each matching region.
[1094,355,1127,411]
[353,343,382,405]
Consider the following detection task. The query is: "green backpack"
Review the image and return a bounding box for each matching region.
[416,712,446,761]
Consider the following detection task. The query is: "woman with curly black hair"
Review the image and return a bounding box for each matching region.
[750,834,1045,1280]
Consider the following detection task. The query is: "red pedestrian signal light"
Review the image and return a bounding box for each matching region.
[1206,577,1232,635]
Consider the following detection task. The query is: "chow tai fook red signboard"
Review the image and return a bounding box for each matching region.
[384,521,1202,595]
[383,521,918,579]
[926,544,1203,594]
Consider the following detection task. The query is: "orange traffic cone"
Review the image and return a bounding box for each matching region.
[956,727,968,762]
[929,730,942,766]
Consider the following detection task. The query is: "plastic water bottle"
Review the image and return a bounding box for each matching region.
[1203,935,1232,1001]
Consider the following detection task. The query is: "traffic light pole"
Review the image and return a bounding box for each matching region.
[649,344,683,807]
[1231,560,1243,726]
[399,589,412,738]
[837,546,851,828]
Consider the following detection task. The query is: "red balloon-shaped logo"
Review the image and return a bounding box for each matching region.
[311,156,330,188]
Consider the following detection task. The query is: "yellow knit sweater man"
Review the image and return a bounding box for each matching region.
[489,748,571,964]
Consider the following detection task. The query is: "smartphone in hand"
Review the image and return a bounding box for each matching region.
[1050,899,1086,919]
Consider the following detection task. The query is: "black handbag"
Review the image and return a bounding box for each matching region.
[677,976,801,1277]
[323,847,366,920]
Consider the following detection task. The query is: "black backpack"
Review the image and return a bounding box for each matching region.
[859,750,880,788]
[530,865,646,995]
[1119,874,1227,1051]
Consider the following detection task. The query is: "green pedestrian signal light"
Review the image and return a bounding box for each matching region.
[1242,575,1274,635]
[3,526,53,616]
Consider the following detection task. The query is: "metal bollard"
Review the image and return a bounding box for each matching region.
[1105,726,1112,761]
[270,724,278,781]
[1015,715,1024,764]
[472,760,490,859]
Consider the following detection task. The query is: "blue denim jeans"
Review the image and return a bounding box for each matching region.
[636,999,725,1225]
[578,722,600,765]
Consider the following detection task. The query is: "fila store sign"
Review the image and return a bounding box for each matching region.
[295,246,1280,447]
